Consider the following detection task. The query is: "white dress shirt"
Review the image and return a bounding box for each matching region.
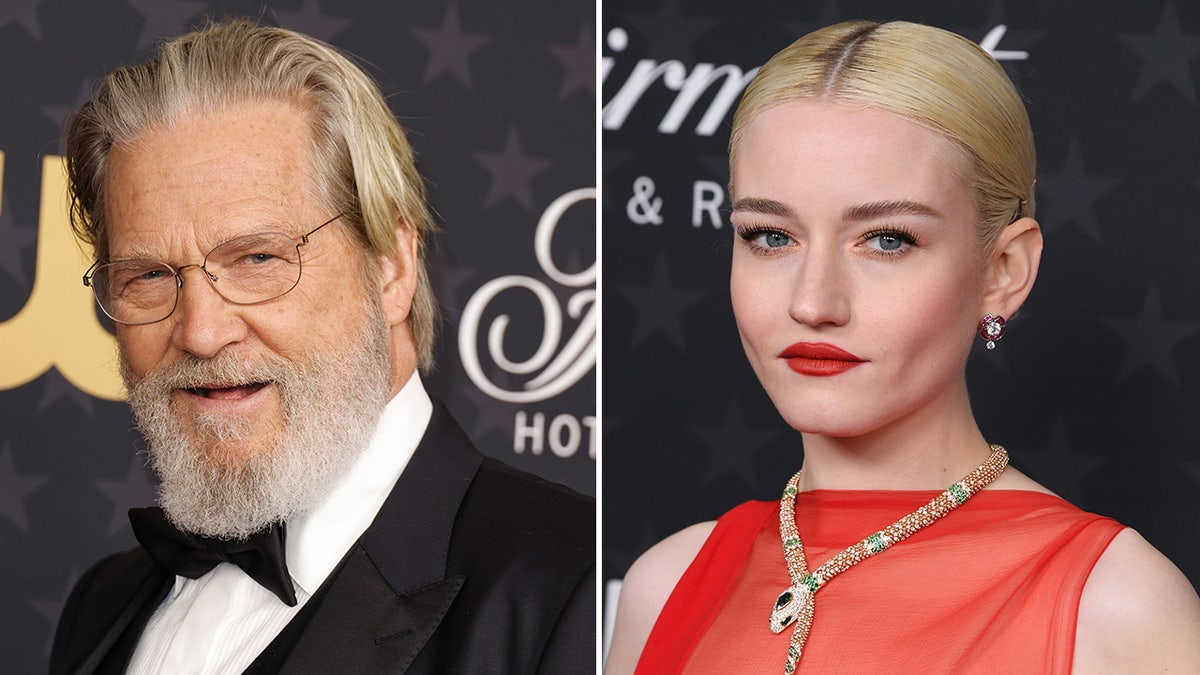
[127,375,432,675]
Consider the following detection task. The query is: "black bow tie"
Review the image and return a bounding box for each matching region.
[129,507,298,607]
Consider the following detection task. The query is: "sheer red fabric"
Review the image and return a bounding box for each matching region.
[635,490,1123,674]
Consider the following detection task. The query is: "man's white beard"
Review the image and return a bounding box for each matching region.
[122,298,393,540]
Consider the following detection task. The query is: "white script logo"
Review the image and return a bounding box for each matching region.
[459,188,596,403]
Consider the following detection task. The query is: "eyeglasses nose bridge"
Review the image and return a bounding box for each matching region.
[174,262,222,295]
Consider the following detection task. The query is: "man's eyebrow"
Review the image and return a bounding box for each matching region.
[843,200,941,222]
[109,246,159,261]
[730,197,795,218]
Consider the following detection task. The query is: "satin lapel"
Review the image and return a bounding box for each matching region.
[59,550,171,675]
[278,547,464,674]
[359,401,483,588]
[279,402,482,674]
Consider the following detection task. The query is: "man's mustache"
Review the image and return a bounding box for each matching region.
[125,351,299,394]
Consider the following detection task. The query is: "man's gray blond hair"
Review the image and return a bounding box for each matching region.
[67,19,439,371]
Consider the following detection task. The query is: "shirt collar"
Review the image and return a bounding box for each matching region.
[284,373,432,595]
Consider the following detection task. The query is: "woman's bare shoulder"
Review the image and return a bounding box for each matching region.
[624,521,718,593]
[1073,528,1200,672]
[989,465,1056,493]
[604,521,717,675]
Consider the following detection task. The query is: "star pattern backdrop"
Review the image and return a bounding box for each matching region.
[0,0,594,670]
[602,0,1200,650]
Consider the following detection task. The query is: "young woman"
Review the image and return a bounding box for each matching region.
[606,20,1200,674]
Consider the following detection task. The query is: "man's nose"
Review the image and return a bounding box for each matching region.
[169,267,249,359]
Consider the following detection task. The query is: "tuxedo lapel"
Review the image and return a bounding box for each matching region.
[273,402,483,673]
[278,547,464,674]
[359,402,483,588]
[53,549,171,675]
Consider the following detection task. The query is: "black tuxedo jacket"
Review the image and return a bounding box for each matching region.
[50,403,595,674]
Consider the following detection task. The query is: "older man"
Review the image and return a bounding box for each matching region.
[50,19,593,675]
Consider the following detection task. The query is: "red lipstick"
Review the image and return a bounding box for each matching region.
[778,342,865,376]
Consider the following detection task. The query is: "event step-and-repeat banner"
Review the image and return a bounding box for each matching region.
[603,0,1200,655]
[0,1,593,669]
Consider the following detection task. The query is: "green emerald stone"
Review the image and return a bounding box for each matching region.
[786,646,800,673]
[776,591,792,608]
[867,532,885,553]
[949,483,969,504]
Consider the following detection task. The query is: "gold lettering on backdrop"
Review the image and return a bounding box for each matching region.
[0,153,123,400]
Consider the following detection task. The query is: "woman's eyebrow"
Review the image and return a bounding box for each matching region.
[731,196,795,218]
[731,198,942,222]
[843,200,941,222]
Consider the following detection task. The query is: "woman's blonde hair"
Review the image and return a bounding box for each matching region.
[730,20,1035,251]
[67,19,439,371]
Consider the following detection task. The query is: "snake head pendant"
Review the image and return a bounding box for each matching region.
[769,585,810,634]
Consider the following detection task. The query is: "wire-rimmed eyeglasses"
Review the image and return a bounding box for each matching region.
[83,214,344,325]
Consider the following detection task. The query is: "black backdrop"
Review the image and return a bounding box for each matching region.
[0,1,594,670]
[602,0,1200,655]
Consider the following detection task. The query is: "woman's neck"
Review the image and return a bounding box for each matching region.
[794,390,993,492]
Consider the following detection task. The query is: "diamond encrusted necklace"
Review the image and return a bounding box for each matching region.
[769,445,1009,673]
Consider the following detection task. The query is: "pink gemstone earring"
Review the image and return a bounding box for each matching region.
[979,314,1006,350]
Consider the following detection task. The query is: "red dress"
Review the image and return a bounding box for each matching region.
[634,490,1124,674]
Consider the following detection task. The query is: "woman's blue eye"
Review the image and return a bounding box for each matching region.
[761,232,792,248]
[736,226,795,252]
[865,230,915,254]
[876,234,903,251]
[740,229,793,250]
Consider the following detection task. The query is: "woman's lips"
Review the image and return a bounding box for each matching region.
[778,342,865,377]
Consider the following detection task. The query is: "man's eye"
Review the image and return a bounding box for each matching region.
[137,268,171,281]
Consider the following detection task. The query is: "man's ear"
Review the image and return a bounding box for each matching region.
[377,217,419,329]
[981,216,1043,318]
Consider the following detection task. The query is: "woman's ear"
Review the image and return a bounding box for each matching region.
[377,217,420,329]
[982,216,1043,318]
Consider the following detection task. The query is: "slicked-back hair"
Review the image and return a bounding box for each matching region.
[730,20,1036,252]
